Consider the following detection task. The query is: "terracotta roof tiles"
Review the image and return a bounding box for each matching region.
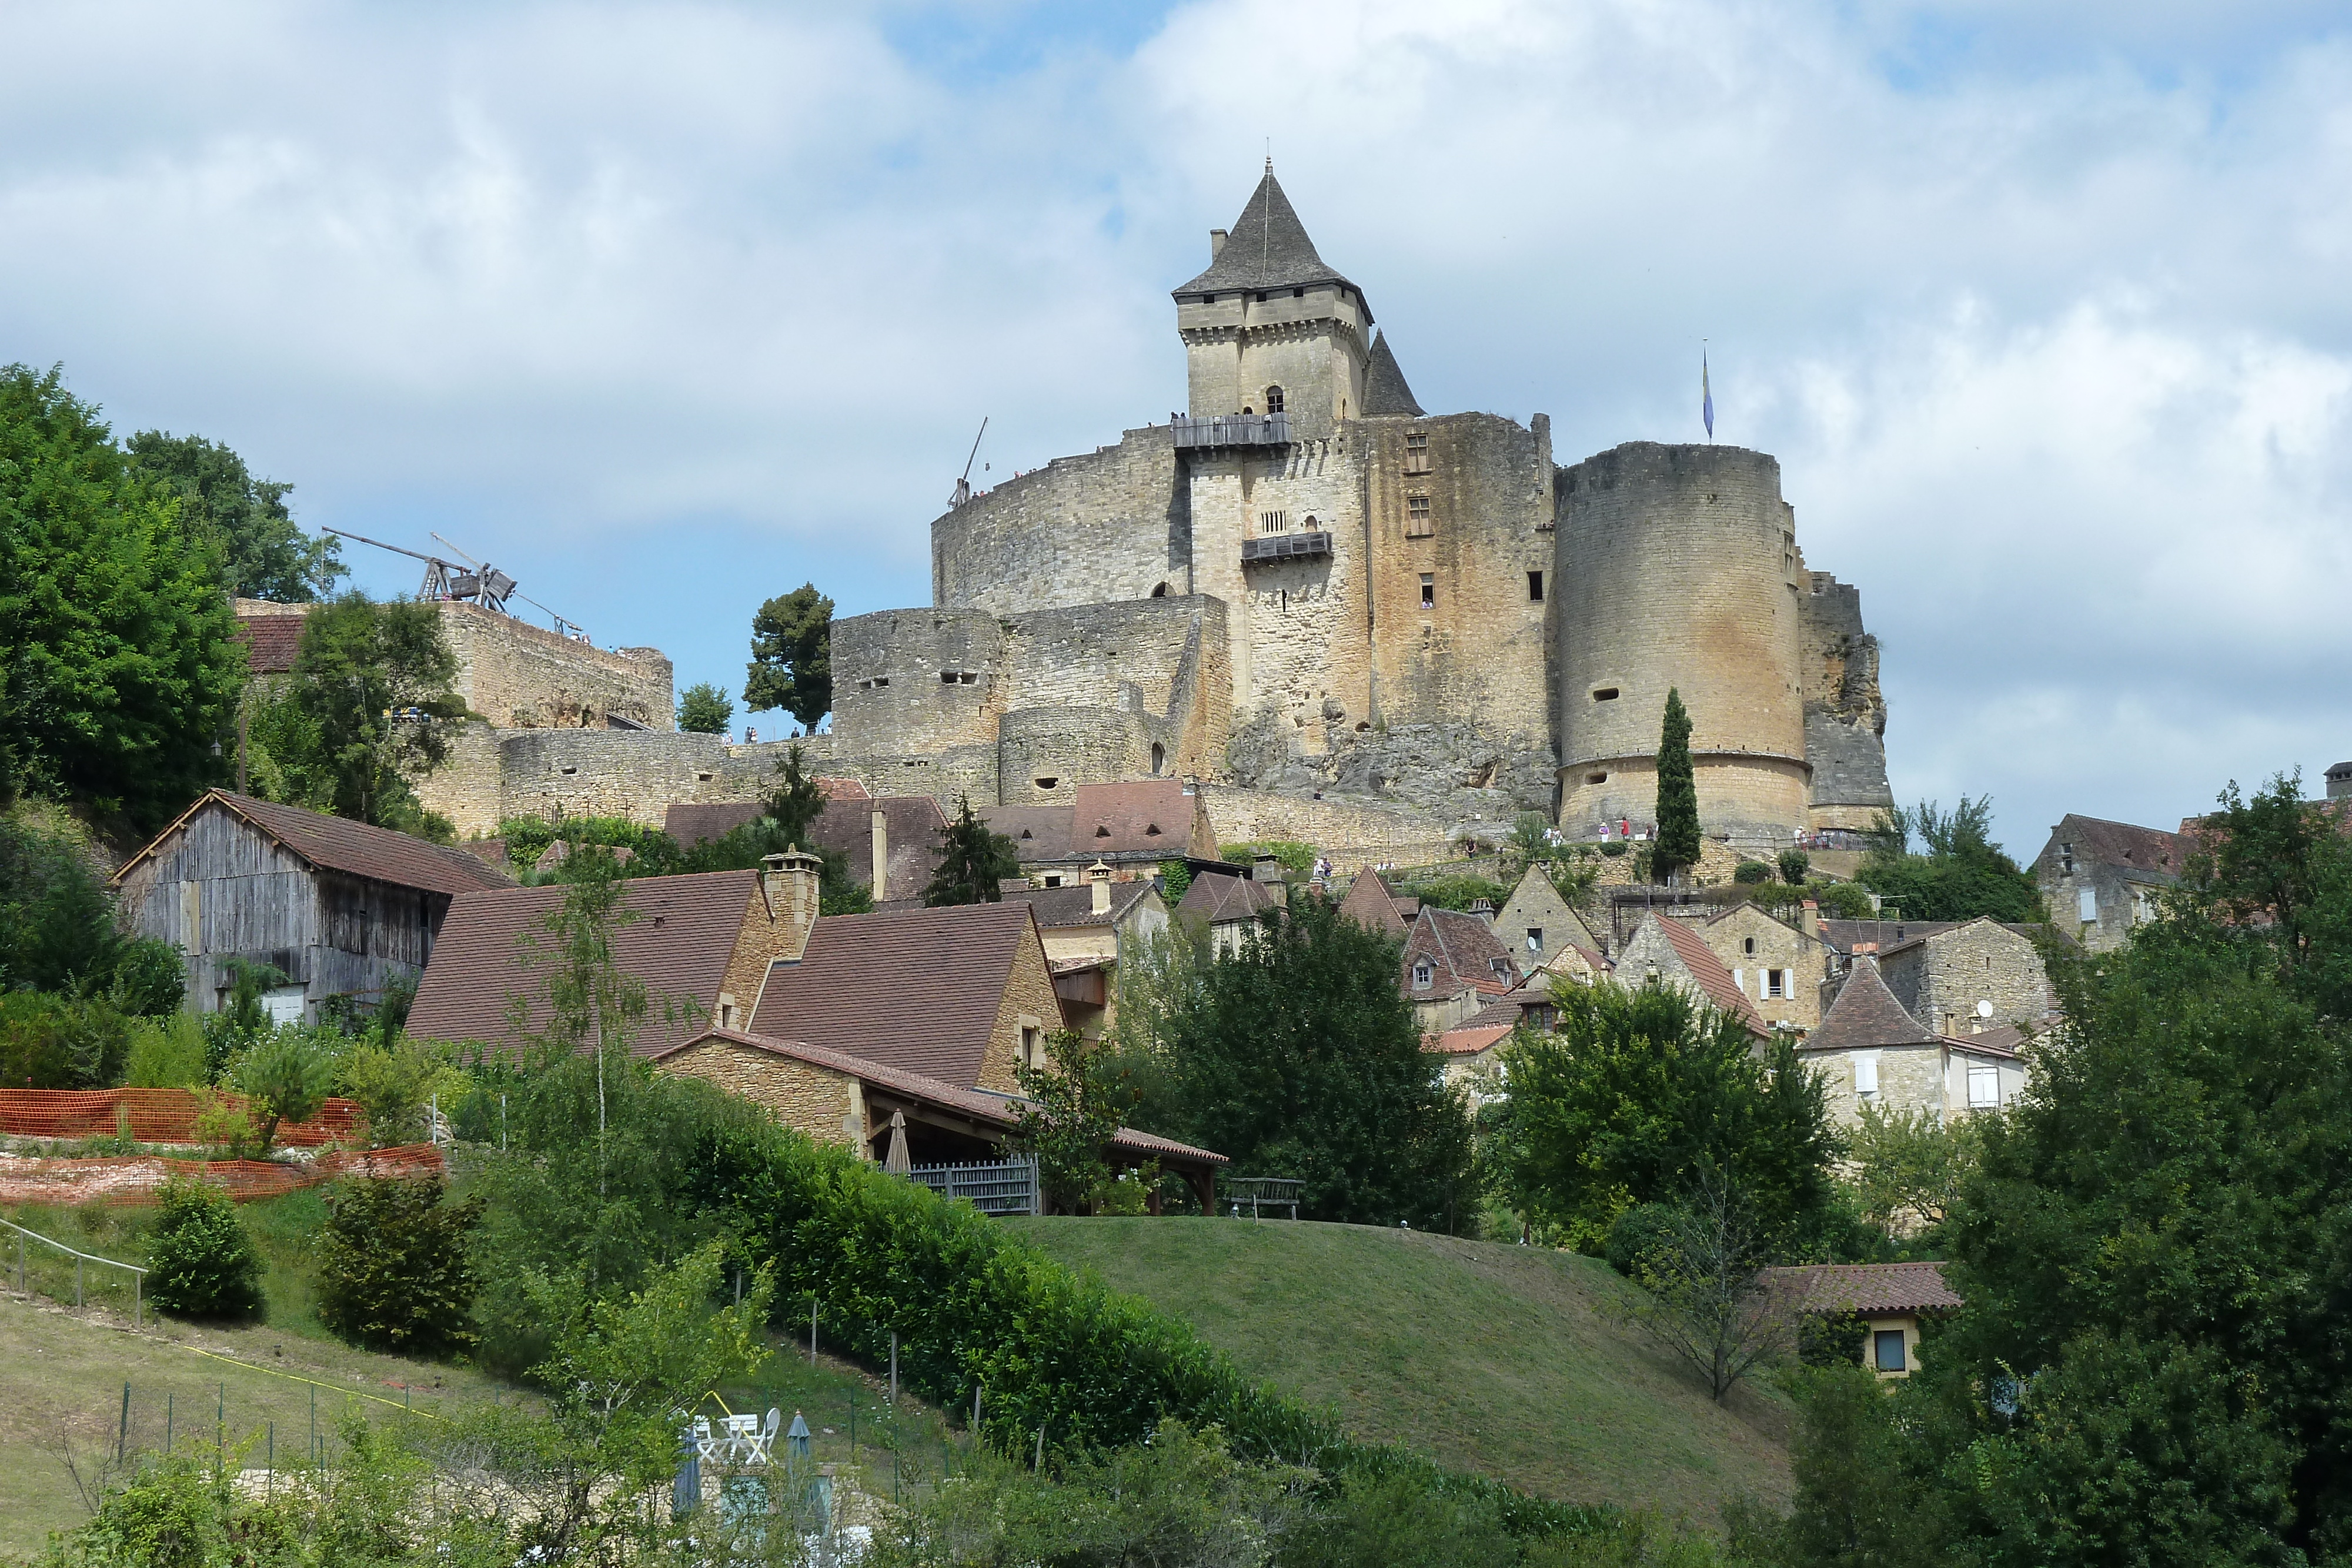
[1645,914,1770,1036]
[1003,880,1160,928]
[1178,872,1280,924]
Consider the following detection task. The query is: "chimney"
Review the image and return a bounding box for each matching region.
[1088,859,1113,915]
[760,847,823,961]
[1251,853,1282,884]
[1469,898,1496,923]
[1210,228,1228,259]
[1799,898,1819,940]
[870,808,888,901]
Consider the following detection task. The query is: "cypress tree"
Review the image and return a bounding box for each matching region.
[1654,687,1702,882]
[923,797,1023,906]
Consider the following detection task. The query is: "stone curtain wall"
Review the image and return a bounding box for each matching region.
[931,426,1191,613]
[1798,574,1894,831]
[437,601,672,731]
[1195,784,1457,871]
[1556,443,1810,836]
[831,610,1007,755]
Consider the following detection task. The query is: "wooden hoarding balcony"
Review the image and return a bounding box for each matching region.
[1174,412,1291,450]
[1241,530,1332,565]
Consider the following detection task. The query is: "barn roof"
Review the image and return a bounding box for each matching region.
[115,791,514,898]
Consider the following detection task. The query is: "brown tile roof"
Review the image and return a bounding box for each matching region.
[406,870,757,1054]
[115,791,516,898]
[2047,814,2181,877]
[1405,907,1517,997]
[807,795,948,901]
[1002,880,1159,928]
[1942,1025,2026,1060]
[1070,781,1212,858]
[982,804,1078,862]
[1766,1261,1963,1316]
[1178,871,1281,924]
[748,901,1048,1089]
[818,777,870,801]
[664,801,768,847]
[1636,913,1769,1035]
[233,612,308,674]
[1804,956,1935,1052]
[1336,870,1409,939]
[657,1026,1226,1167]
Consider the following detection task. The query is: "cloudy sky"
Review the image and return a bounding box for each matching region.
[6,0,2347,858]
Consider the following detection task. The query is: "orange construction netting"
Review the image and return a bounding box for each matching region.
[0,1088,365,1146]
[0,1144,444,1206]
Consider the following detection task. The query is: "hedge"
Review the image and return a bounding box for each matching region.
[689,1122,1615,1538]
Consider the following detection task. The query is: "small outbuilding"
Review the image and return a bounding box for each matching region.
[1766,1261,1963,1379]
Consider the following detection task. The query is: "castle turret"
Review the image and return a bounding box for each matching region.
[1555,443,1810,842]
[1171,165,1372,440]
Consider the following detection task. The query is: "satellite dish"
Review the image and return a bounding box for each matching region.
[1976,1000,1994,1019]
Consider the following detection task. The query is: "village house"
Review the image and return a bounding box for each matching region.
[1875,915,2056,1036]
[113,791,516,1023]
[982,780,1222,887]
[747,901,1065,1095]
[1489,865,1601,972]
[2030,814,2180,953]
[1765,1261,1963,1379]
[1402,905,1519,1032]
[1174,860,1285,956]
[1000,862,1171,1034]
[1686,900,1829,1032]
[1797,955,2027,1132]
[405,852,823,1054]
[651,1024,1227,1211]
[1335,868,1414,940]
[1614,912,1770,1039]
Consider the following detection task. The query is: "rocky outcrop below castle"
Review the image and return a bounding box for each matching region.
[1225,707,1555,825]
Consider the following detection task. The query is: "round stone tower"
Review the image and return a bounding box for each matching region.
[1555,442,1809,841]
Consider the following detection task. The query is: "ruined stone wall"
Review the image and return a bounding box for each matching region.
[931,426,1190,613]
[436,601,671,731]
[1799,574,1893,832]
[1556,443,1809,836]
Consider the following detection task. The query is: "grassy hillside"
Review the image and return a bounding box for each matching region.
[1010,1217,1790,1524]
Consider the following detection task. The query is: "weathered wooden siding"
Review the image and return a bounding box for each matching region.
[116,803,452,1019]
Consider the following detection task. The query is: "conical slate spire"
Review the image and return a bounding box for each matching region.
[1360,330,1424,417]
[1174,167,1364,305]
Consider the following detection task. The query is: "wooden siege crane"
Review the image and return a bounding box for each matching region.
[320,527,589,643]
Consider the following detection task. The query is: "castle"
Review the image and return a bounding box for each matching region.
[413,168,1892,858]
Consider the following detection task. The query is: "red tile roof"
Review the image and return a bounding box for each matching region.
[657,1026,1226,1168]
[983,804,1078,861]
[1003,880,1160,928]
[748,901,1050,1089]
[1645,914,1769,1036]
[115,792,515,899]
[1766,1261,1963,1315]
[233,613,308,674]
[1405,907,1517,997]
[406,870,757,1054]
[1070,781,1213,858]
[1432,1021,1514,1057]
[1335,870,1409,939]
[1178,871,1281,924]
[1803,956,1935,1052]
[818,777,870,801]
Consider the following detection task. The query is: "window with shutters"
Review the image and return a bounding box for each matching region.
[1766,969,1788,999]
[1406,493,1433,537]
[1967,1061,1999,1108]
[2077,885,2098,922]
[1855,1055,1879,1096]
[1404,430,1432,474]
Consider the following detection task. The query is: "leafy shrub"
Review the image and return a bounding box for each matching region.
[124,1011,208,1087]
[0,992,136,1088]
[1402,874,1510,911]
[316,1174,485,1355]
[1220,840,1315,876]
[1808,881,1876,920]
[230,1027,336,1150]
[191,1089,258,1156]
[1158,859,1192,902]
[336,1035,457,1146]
[1796,1309,1866,1368]
[1603,1202,1681,1278]
[1733,860,1774,885]
[1599,841,1628,858]
[146,1175,263,1319]
[1777,848,1810,886]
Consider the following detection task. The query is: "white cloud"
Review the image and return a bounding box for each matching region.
[2,0,2347,850]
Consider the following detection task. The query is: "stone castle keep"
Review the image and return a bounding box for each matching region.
[415,169,1892,854]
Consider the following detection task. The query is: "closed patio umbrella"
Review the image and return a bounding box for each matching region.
[884,1109,911,1174]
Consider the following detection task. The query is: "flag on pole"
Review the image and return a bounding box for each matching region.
[1702,347,1714,439]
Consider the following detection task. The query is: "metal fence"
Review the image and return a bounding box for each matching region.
[903,1157,1038,1217]
[3,1215,147,1325]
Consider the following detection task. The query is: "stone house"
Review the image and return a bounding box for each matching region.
[1798,955,2027,1132]
[1876,916,2056,1036]
[983,780,1222,886]
[1430,1005,1518,1093]
[1403,905,1519,1032]
[113,791,517,1022]
[747,901,1065,1095]
[2031,814,2180,953]
[652,1024,1228,1211]
[1688,901,1828,1032]
[406,852,823,1054]
[1489,865,1600,973]
[1001,866,1171,1035]
[1335,868,1412,940]
[1174,864,1285,956]
[1614,912,1769,1039]
[1766,1261,1963,1380]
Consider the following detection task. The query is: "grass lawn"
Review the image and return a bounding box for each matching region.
[1008,1216,1792,1526]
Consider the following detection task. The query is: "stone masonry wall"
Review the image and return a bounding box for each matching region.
[656,1040,858,1148]
[933,426,1190,613]
[436,600,671,731]
[1799,573,1893,832]
[1880,921,2053,1034]
[831,610,1007,755]
[975,931,1065,1095]
[1196,783,1458,871]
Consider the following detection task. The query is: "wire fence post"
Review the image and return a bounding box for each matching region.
[267,1423,274,1499]
[810,1297,818,1366]
[166,1391,173,1455]
[216,1384,225,1477]
[890,1332,898,1405]
[310,1385,317,1464]
[118,1383,129,1463]
[76,1255,83,1307]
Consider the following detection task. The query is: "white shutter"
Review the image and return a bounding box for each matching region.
[1854,1055,1878,1095]
[2079,886,2098,922]
[1968,1062,1999,1108]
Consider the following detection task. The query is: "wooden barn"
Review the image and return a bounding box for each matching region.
[112,791,514,1023]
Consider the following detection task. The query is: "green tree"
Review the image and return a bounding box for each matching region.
[231,1026,336,1151]
[1856,795,2040,923]
[674,681,733,734]
[0,812,182,1011]
[316,1173,486,1355]
[124,430,344,601]
[265,592,465,835]
[1653,688,1701,882]
[145,1175,264,1319]
[1616,1168,1786,1402]
[1778,848,1811,885]
[1499,978,1839,1252]
[742,581,832,728]
[764,742,827,848]
[1149,894,1478,1231]
[0,365,241,826]
[1011,1028,1137,1213]
[924,795,1021,906]
[1846,1100,1977,1238]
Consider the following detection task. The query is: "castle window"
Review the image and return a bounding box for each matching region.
[1293,287,1305,298]
[1254,291,1267,302]
[1151,743,1165,774]
[1406,494,1433,537]
[1259,510,1288,536]
[1265,386,1285,413]
[1527,570,1544,602]
[1592,687,1619,702]
[1036,777,1059,791]
[1151,582,1170,597]
[1201,293,1215,304]
[1404,430,1432,476]
[1744,936,1758,956]
[1588,772,1608,785]
[1419,574,1435,609]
